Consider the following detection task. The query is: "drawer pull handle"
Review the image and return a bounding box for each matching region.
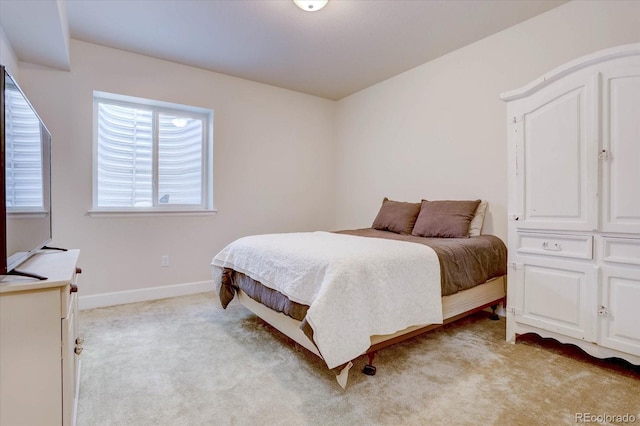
[70,284,78,293]
[542,241,561,251]
[76,337,84,345]
[74,346,84,355]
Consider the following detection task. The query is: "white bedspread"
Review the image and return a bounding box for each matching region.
[210,231,442,369]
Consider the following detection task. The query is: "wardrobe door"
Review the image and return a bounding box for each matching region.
[512,257,597,342]
[509,74,598,231]
[599,266,640,355]
[600,58,640,234]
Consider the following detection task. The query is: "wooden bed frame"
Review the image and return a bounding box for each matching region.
[234,275,506,374]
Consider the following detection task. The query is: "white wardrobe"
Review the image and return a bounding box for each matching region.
[501,43,640,365]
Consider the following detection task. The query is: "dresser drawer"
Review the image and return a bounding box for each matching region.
[602,237,640,266]
[516,232,593,259]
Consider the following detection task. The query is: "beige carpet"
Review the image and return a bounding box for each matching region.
[77,292,639,426]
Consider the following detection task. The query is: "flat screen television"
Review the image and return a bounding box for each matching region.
[0,65,53,279]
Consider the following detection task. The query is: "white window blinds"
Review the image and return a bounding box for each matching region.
[94,93,212,212]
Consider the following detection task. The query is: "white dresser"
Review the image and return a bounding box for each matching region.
[0,249,82,426]
[500,43,640,365]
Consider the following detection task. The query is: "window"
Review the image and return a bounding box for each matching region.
[93,92,213,213]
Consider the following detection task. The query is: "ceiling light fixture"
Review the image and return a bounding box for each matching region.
[293,0,328,12]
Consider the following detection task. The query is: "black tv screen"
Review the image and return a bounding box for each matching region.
[1,65,52,276]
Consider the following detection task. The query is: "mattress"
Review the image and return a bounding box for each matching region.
[219,228,507,332]
[218,228,508,318]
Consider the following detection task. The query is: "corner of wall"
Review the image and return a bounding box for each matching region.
[0,25,20,77]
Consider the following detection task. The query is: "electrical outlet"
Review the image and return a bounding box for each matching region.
[161,255,169,267]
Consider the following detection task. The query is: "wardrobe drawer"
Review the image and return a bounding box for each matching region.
[516,232,593,259]
[602,237,640,266]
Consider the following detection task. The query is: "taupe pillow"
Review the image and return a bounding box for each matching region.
[412,200,481,238]
[372,197,421,234]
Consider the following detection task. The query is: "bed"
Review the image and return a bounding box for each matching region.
[211,199,507,387]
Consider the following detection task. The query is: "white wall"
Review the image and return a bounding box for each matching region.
[0,25,19,77]
[334,0,640,242]
[18,40,336,305]
[7,0,640,306]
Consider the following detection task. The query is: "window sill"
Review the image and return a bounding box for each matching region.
[87,209,217,218]
[8,210,49,218]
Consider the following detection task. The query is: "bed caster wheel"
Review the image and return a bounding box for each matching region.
[363,364,376,376]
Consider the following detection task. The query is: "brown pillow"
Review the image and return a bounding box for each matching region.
[412,200,481,238]
[372,197,421,234]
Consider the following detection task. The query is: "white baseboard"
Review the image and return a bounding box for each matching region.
[79,280,214,310]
